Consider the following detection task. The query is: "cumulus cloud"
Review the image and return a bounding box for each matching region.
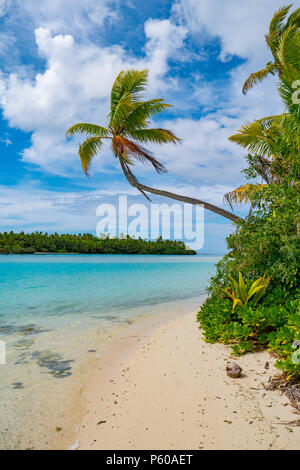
[154,0,286,191]
[173,0,286,64]
[0,0,289,236]
[13,0,117,39]
[144,18,187,80]
[0,19,189,175]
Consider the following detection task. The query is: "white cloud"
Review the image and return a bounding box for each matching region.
[0,0,289,229]
[15,0,117,39]
[154,115,242,184]
[152,0,286,192]
[0,0,10,17]
[144,19,187,80]
[1,19,188,175]
[0,183,136,232]
[173,0,287,65]
[0,181,236,238]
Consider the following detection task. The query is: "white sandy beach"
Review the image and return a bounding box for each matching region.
[74,310,300,450]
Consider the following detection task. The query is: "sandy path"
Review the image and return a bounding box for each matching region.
[77,312,300,450]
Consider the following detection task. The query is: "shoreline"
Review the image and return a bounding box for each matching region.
[75,310,300,450]
[0,252,199,256]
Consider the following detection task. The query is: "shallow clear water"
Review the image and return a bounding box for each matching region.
[0,254,218,449]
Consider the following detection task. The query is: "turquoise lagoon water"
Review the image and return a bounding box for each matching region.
[0,254,218,449]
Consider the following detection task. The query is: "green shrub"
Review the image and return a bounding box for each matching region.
[208,185,300,296]
[199,183,300,380]
[198,295,300,378]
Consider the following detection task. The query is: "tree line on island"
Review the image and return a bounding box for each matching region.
[0,231,196,255]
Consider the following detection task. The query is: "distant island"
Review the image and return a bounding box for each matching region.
[0,231,196,255]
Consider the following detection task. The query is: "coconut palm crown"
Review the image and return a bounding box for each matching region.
[66,70,179,194]
[242,4,300,94]
[66,69,242,223]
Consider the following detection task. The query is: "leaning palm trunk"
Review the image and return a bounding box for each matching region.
[135,183,242,222]
[119,158,242,223]
[66,69,243,224]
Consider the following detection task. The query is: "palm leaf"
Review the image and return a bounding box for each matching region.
[221,288,235,301]
[277,27,300,68]
[110,69,148,117]
[285,7,300,29]
[243,5,300,93]
[122,100,172,131]
[229,276,241,300]
[247,277,263,297]
[246,285,268,303]
[66,123,110,138]
[78,137,103,176]
[126,128,181,145]
[112,135,167,173]
[229,122,275,157]
[109,91,136,128]
[266,4,292,52]
[242,64,277,95]
[224,184,267,209]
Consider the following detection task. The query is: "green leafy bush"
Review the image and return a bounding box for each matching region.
[198,293,300,378]
[198,183,300,380]
[209,185,300,296]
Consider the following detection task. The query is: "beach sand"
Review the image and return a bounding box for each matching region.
[74,310,300,450]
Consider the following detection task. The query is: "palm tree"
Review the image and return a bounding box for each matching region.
[242,4,300,94]
[66,69,242,223]
[228,6,300,210]
[224,110,299,210]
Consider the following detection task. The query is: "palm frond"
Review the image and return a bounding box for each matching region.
[279,67,300,123]
[229,122,275,157]
[122,100,172,131]
[112,135,167,173]
[277,27,300,68]
[78,137,103,176]
[110,69,148,116]
[266,4,292,51]
[256,114,289,127]
[224,184,267,209]
[285,7,300,29]
[66,123,110,138]
[126,128,181,145]
[109,91,136,128]
[242,64,277,95]
[244,5,300,94]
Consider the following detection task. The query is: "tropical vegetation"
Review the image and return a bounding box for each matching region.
[198,4,300,387]
[0,231,196,255]
[222,272,270,312]
[242,4,300,94]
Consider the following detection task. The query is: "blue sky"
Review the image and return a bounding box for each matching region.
[0,0,288,252]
